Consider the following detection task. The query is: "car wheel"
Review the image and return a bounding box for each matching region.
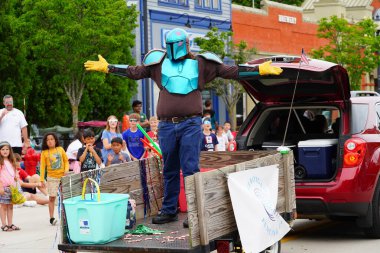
[364,178,380,238]
[260,241,281,253]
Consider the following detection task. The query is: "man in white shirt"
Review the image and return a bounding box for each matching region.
[0,95,30,155]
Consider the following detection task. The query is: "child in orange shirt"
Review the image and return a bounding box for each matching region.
[39,133,69,225]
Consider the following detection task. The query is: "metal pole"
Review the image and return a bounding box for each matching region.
[143,0,150,118]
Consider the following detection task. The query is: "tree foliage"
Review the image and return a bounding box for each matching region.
[0,0,138,130]
[0,0,34,113]
[311,16,380,90]
[194,28,256,130]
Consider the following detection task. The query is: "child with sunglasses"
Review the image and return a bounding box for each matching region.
[101,115,125,163]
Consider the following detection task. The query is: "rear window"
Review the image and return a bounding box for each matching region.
[351,104,368,134]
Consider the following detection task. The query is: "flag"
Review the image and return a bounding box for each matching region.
[301,48,309,65]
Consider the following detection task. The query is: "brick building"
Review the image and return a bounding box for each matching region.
[231,0,379,121]
[232,1,321,56]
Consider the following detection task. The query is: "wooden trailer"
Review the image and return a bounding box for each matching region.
[58,150,296,253]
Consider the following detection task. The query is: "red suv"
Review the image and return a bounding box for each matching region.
[237,56,380,238]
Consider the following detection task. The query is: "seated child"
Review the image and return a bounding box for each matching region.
[106,137,131,166]
[14,153,48,206]
[77,129,102,171]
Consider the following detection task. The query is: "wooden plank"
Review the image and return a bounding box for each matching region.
[186,164,236,247]
[199,151,276,169]
[194,172,209,246]
[134,197,163,220]
[282,152,296,213]
[184,174,200,247]
[196,165,237,244]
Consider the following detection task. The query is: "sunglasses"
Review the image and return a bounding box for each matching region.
[108,120,118,123]
[129,119,138,122]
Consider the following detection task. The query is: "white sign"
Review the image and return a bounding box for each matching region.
[227,165,290,253]
[161,28,206,52]
[278,15,297,24]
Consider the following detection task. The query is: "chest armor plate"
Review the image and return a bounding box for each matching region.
[161,58,199,95]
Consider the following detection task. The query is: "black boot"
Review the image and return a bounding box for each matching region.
[183,217,189,228]
[152,213,178,224]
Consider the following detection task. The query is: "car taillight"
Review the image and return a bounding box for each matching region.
[343,138,366,167]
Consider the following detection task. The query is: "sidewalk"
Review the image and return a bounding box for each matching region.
[0,204,59,253]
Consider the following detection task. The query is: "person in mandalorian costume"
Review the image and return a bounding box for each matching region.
[84,28,282,227]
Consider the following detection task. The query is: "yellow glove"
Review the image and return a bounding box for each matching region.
[259,61,283,76]
[84,55,109,73]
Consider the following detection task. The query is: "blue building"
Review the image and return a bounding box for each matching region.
[130,0,232,124]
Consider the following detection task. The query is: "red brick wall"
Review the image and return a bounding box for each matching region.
[232,6,325,56]
[372,1,380,10]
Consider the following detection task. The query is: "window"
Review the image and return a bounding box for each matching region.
[376,104,380,129]
[159,0,189,7]
[351,104,368,134]
[195,0,221,11]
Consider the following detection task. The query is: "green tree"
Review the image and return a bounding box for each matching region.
[0,0,34,108]
[311,16,380,90]
[272,0,303,6]
[194,28,256,130]
[16,0,138,130]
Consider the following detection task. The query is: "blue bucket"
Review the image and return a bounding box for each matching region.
[63,178,129,244]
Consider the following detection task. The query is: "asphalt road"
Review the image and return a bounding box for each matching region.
[3,204,380,253]
[0,204,59,253]
[282,218,380,253]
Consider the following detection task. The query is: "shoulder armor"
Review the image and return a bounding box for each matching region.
[198,52,223,64]
[143,49,166,66]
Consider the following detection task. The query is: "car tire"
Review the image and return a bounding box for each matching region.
[364,178,380,238]
[260,241,281,253]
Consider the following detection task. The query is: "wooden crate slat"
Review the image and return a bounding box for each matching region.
[207,209,237,239]
[186,164,236,247]
[184,174,200,247]
[135,197,163,220]
[194,172,209,246]
[199,151,277,169]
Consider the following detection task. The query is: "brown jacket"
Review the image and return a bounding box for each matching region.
[110,55,240,118]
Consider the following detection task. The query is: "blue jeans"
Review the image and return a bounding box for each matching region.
[158,116,202,214]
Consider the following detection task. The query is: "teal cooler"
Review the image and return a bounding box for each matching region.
[63,178,129,244]
[297,139,337,179]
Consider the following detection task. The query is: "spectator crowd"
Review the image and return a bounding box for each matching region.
[0,95,236,232]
